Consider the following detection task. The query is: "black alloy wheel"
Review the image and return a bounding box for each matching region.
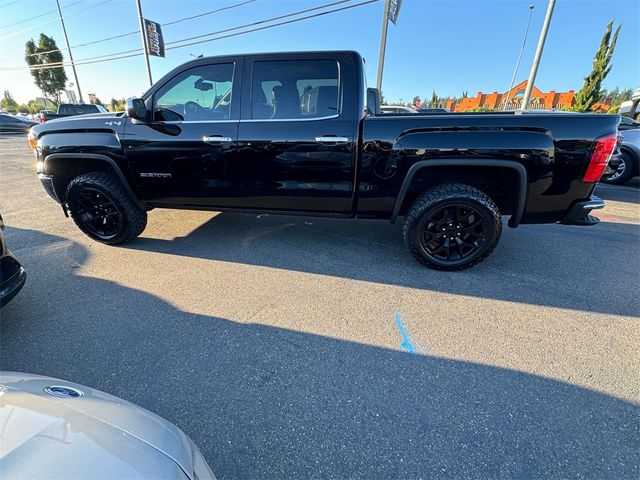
[419,204,486,262]
[66,172,147,245]
[73,188,123,240]
[403,184,502,270]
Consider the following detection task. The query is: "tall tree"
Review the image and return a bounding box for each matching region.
[25,34,67,104]
[573,20,621,112]
[1,90,18,110]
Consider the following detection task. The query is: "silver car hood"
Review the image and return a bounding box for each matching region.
[0,372,214,479]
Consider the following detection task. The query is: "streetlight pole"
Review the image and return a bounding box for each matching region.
[520,0,556,109]
[503,4,534,110]
[135,0,153,86]
[55,0,82,103]
[376,0,391,91]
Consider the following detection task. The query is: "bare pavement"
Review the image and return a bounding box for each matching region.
[1,133,639,479]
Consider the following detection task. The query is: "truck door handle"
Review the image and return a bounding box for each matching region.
[315,136,350,143]
[202,135,233,143]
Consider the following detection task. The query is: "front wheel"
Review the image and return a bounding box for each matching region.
[403,184,502,270]
[66,172,147,245]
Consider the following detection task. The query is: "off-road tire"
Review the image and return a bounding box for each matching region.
[403,183,502,270]
[66,172,147,245]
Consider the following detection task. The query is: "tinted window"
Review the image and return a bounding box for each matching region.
[251,60,339,120]
[154,63,234,122]
[59,104,100,114]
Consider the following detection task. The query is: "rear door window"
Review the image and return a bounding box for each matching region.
[251,60,339,120]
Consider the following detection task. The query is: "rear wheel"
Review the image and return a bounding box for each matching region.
[66,172,147,245]
[601,151,634,184]
[403,184,502,270]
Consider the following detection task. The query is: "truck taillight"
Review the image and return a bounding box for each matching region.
[583,133,617,183]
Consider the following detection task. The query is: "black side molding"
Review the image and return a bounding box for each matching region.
[44,153,146,210]
[389,159,528,228]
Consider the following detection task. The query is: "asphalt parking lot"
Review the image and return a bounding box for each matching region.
[1,133,639,479]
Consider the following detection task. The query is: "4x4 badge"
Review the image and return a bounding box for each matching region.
[105,121,121,126]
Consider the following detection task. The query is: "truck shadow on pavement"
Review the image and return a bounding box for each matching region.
[2,227,638,479]
[124,213,639,318]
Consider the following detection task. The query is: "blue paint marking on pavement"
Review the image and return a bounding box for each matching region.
[394,313,417,354]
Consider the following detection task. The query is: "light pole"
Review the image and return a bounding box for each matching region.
[521,0,556,109]
[376,0,402,92]
[135,0,153,86]
[503,4,534,110]
[55,0,82,103]
[376,0,391,91]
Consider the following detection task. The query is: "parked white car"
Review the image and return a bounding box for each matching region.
[380,105,418,114]
[0,371,216,479]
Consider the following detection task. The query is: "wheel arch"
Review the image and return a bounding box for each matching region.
[44,153,145,210]
[390,159,528,228]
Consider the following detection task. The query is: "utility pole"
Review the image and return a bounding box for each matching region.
[503,4,534,110]
[135,0,153,86]
[520,0,556,109]
[55,0,82,103]
[376,0,391,91]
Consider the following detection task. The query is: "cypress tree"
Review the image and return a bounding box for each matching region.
[573,20,621,112]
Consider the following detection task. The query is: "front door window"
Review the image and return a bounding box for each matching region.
[154,63,235,122]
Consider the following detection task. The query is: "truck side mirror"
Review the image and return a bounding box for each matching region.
[126,98,148,122]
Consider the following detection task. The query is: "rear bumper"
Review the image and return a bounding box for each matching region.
[561,196,606,226]
[0,253,26,307]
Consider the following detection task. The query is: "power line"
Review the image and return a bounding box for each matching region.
[0,0,85,29]
[0,0,23,10]
[163,0,256,27]
[166,0,379,50]
[166,0,354,47]
[2,0,379,71]
[2,0,257,61]
[0,0,112,41]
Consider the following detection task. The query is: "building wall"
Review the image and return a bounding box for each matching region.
[448,80,584,111]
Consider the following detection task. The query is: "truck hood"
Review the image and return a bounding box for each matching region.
[31,112,126,136]
[45,111,124,123]
[0,372,208,479]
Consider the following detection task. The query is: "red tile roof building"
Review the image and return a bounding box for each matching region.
[445,80,611,112]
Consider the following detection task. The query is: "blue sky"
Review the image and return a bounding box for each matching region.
[0,0,638,104]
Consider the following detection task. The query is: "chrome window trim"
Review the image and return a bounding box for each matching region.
[160,120,238,124]
[240,114,339,123]
[249,59,342,121]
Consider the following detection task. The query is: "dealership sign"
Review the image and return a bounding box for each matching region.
[144,18,165,57]
[388,0,403,24]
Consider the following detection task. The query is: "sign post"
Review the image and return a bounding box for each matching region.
[376,0,402,91]
[135,0,154,86]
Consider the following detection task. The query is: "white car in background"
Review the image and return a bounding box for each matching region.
[380,105,418,114]
[0,371,216,480]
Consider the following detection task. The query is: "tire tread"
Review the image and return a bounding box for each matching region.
[66,172,147,245]
[402,183,502,270]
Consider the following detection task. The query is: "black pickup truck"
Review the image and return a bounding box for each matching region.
[39,103,108,123]
[28,51,619,270]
